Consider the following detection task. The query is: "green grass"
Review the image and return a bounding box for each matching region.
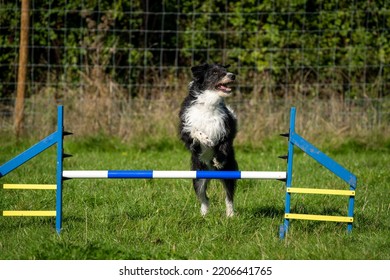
[0,135,389,260]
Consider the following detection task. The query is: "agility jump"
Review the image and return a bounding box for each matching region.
[0,106,357,239]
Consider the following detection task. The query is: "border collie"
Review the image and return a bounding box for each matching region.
[179,63,238,217]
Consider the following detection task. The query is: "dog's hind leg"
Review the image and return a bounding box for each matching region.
[193,179,210,216]
[222,179,235,217]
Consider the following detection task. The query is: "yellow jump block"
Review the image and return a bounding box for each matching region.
[3,184,57,190]
[287,187,355,196]
[3,210,56,217]
[285,213,353,223]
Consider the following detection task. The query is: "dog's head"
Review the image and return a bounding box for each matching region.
[191,63,236,97]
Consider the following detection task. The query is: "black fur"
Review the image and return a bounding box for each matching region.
[179,63,238,216]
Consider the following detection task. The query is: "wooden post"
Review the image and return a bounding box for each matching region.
[14,0,30,137]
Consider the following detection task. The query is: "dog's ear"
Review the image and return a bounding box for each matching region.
[223,64,231,69]
[191,63,209,82]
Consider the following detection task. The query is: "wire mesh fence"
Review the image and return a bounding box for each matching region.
[0,0,389,138]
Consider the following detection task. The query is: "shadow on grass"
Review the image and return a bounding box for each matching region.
[245,205,285,219]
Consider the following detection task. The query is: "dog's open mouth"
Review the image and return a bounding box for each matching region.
[216,82,232,93]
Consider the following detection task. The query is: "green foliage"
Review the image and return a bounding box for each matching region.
[0,0,389,98]
[0,2,20,97]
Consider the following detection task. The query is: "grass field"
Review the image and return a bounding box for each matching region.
[0,134,389,260]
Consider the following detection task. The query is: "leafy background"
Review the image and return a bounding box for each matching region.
[1,0,389,99]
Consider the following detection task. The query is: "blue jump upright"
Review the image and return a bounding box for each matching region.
[55,106,64,233]
[0,105,357,237]
[279,108,357,239]
[0,105,67,233]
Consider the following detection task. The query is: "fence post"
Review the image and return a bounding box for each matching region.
[14,0,30,137]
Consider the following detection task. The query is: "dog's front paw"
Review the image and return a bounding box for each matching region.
[192,130,214,147]
[212,158,224,169]
[190,138,199,151]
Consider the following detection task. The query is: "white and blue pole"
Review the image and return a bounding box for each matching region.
[63,170,287,180]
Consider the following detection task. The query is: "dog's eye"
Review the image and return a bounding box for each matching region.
[212,71,218,75]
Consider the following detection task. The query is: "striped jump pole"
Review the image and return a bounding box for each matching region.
[62,170,287,180]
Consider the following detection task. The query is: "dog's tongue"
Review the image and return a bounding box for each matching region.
[218,84,231,92]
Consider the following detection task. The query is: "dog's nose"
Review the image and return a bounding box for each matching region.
[228,73,236,80]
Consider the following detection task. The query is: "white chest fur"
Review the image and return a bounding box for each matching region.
[182,90,234,145]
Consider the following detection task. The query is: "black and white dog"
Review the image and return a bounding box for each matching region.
[179,63,238,217]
